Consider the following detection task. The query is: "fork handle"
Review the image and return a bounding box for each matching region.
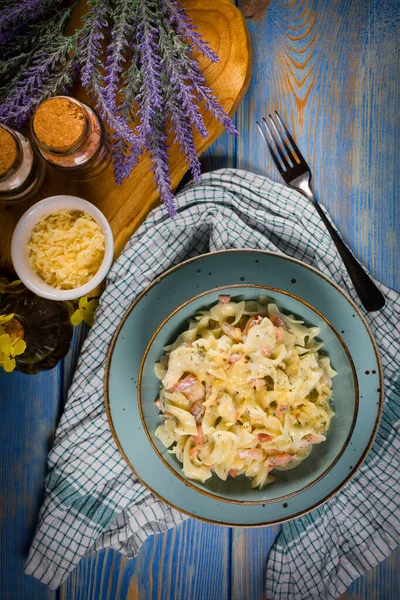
[311,201,385,312]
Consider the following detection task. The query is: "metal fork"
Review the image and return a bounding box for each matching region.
[257,112,385,312]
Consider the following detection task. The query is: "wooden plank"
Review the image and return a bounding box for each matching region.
[0,323,87,600]
[60,521,231,600]
[62,323,89,395]
[232,0,399,597]
[201,130,238,174]
[343,548,400,600]
[230,528,400,600]
[0,0,252,274]
[235,0,399,290]
[231,526,280,600]
[0,367,61,600]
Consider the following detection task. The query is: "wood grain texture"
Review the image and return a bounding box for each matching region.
[0,324,86,600]
[0,368,60,600]
[236,0,400,291]
[60,521,231,600]
[341,551,400,600]
[232,1,400,598]
[231,527,280,600]
[0,0,251,274]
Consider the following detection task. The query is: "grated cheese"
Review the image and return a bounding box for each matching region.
[27,209,105,290]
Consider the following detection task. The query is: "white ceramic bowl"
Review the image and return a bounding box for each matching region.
[11,195,114,301]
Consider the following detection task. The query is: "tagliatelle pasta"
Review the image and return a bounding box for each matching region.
[154,295,336,490]
[27,209,105,289]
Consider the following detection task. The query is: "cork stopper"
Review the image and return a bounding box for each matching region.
[0,126,18,177]
[3,317,24,342]
[33,97,87,152]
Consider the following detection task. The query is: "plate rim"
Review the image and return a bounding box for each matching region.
[104,249,384,526]
[137,283,359,505]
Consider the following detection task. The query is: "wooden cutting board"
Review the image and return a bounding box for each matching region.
[0,0,251,274]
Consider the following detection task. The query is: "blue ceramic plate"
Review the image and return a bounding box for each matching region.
[105,251,383,526]
[139,285,358,504]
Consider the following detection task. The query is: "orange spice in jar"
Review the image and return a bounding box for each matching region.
[32,96,110,180]
[0,123,45,204]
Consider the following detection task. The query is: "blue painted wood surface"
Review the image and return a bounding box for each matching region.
[1,0,399,598]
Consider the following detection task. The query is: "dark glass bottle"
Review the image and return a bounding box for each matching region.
[0,292,73,374]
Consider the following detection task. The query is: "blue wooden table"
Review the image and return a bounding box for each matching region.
[1,1,399,598]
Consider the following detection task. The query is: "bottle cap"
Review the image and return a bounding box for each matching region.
[0,126,18,178]
[33,97,87,153]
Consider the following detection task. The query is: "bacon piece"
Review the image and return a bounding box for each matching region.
[187,384,206,404]
[237,448,264,460]
[257,433,273,443]
[276,329,285,341]
[261,348,272,357]
[190,401,205,422]
[170,375,205,404]
[228,469,238,478]
[218,295,231,304]
[192,425,204,446]
[227,353,243,364]
[170,374,198,392]
[271,314,285,328]
[243,315,263,337]
[298,434,326,448]
[189,447,199,460]
[268,454,293,466]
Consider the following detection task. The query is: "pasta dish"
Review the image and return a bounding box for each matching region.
[154,295,336,490]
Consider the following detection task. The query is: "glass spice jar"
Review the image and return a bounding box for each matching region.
[0,123,45,204]
[0,291,73,375]
[31,96,111,180]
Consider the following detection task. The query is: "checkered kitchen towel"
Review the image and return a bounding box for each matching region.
[25,169,400,598]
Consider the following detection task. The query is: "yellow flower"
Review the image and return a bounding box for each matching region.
[70,297,99,327]
[0,314,27,372]
[0,313,14,326]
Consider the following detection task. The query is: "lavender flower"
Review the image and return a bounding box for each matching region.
[103,0,133,111]
[158,13,208,139]
[0,1,74,77]
[111,137,132,185]
[0,37,75,127]
[168,94,202,183]
[92,79,139,147]
[79,1,110,88]
[112,55,141,182]
[0,0,238,218]
[0,0,60,46]
[135,1,163,142]
[163,0,219,64]
[149,115,177,218]
[177,54,239,137]
[109,0,164,186]
[119,47,141,121]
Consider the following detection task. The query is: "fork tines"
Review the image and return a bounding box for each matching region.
[256,112,305,173]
